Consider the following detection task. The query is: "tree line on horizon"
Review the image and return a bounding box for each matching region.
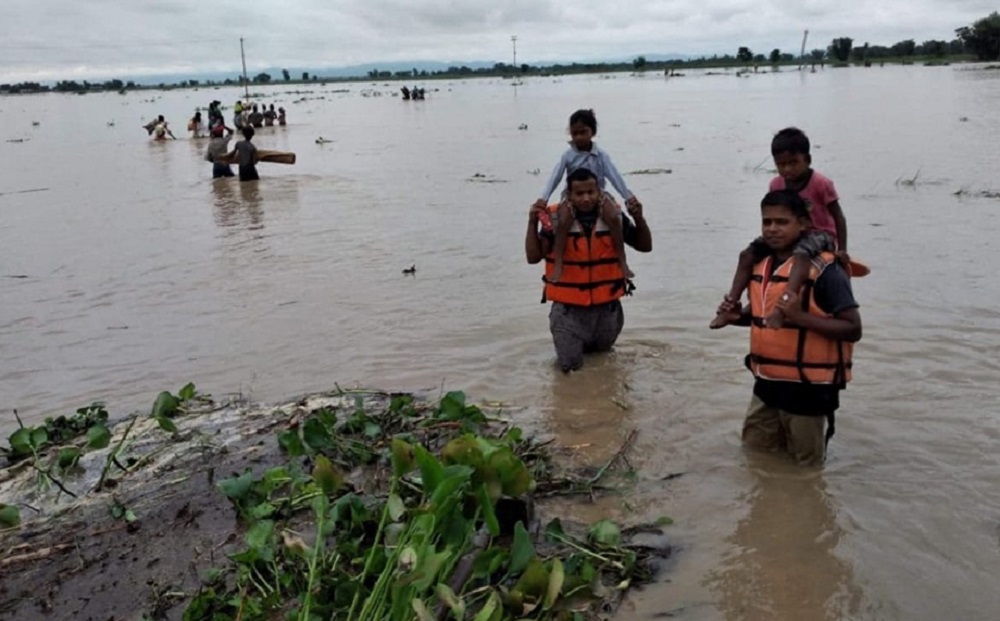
[2,12,998,95]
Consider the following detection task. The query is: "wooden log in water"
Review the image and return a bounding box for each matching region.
[256,150,296,165]
[212,150,296,165]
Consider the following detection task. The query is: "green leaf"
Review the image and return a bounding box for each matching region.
[151,391,181,419]
[429,465,474,510]
[391,438,415,477]
[387,493,406,522]
[277,429,306,456]
[363,421,381,438]
[437,391,467,420]
[87,424,111,449]
[110,503,126,520]
[124,509,138,523]
[488,448,532,496]
[302,418,333,451]
[30,427,48,450]
[477,484,500,536]
[312,455,345,495]
[56,447,81,469]
[414,444,445,494]
[0,504,21,528]
[411,599,435,621]
[246,520,275,548]
[472,548,508,578]
[509,521,535,574]
[8,428,33,456]
[217,469,254,500]
[155,415,177,433]
[544,518,567,543]
[435,584,465,619]
[472,591,500,621]
[544,558,565,609]
[655,516,675,526]
[316,406,337,428]
[178,382,196,401]
[587,519,622,547]
[249,502,276,520]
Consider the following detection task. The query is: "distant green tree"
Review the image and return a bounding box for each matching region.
[769,48,781,63]
[810,48,826,61]
[633,55,647,69]
[282,68,290,81]
[956,12,1000,60]
[948,38,966,55]
[737,47,753,64]
[891,39,916,56]
[520,63,530,73]
[829,37,853,62]
[302,71,309,81]
[920,40,947,57]
[253,72,271,83]
[851,42,870,62]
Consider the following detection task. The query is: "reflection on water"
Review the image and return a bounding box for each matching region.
[705,453,863,621]
[212,179,264,230]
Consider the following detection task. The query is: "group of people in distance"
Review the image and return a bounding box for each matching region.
[143,100,287,182]
[526,110,862,467]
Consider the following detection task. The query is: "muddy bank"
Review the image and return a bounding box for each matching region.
[0,388,670,621]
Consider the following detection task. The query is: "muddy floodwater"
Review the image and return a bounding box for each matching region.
[2,65,1000,620]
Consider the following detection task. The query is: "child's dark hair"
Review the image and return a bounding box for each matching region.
[771,127,810,159]
[566,167,598,189]
[242,126,254,140]
[761,189,810,219]
[569,109,597,135]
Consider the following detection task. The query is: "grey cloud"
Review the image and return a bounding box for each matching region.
[1,0,998,81]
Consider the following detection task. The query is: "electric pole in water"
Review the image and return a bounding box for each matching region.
[511,35,518,70]
[240,37,250,100]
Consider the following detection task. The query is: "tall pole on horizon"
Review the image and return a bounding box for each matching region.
[240,37,250,101]
[511,35,518,70]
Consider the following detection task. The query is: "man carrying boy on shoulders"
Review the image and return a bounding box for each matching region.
[716,190,862,466]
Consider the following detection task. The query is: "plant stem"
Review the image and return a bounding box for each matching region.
[298,501,328,621]
[95,415,139,492]
[347,479,397,620]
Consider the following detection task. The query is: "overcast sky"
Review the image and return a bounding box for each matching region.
[1,0,995,82]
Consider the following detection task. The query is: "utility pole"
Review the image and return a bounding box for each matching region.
[240,37,250,100]
[511,35,518,70]
[799,29,809,70]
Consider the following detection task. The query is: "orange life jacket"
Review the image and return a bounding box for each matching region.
[748,252,853,385]
[543,204,628,306]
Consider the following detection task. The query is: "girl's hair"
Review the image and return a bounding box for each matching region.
[771,127,810,157]
[242,126,255,140]
[569,109,597,134]
[761,189,810,219]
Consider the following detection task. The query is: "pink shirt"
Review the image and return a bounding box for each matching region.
[769,170,840,242]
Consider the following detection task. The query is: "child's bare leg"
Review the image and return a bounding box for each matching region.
[550,200,574,282]
[601,198,634,279]
[766,254,810,328]
[710,246,754,329]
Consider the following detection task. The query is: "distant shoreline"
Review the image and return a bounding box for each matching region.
[0,55,986,96]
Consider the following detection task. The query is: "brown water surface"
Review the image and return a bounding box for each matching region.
[2,65,999,620]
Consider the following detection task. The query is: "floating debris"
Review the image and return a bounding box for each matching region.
[468,173,508,183]
[628,168,673,175]
[402,264,416,275]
